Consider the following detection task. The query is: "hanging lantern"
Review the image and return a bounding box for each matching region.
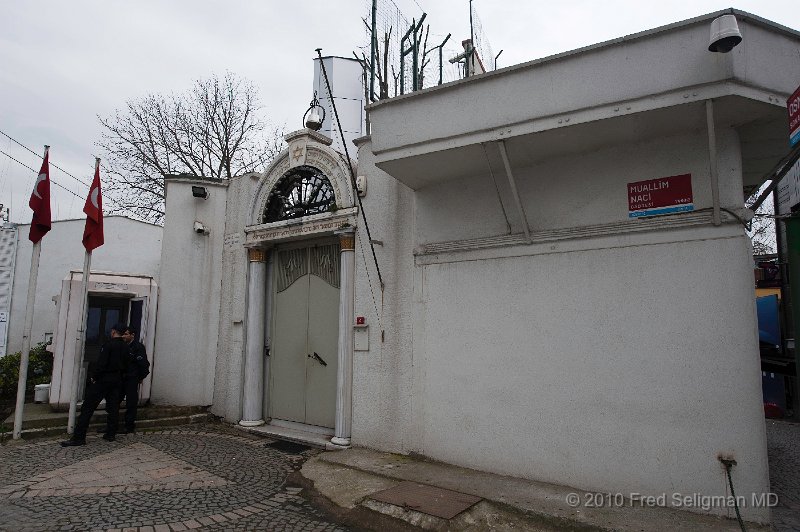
[303,91,325,131]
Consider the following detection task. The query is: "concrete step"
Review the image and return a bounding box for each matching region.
[8,413,215,439]
[2,402,213,438]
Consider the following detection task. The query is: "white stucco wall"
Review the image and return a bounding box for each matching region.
[355,123,770,520]
[351,139,417,450]
[6,216,162,355]
[151,178,227,406]
[352,14,778,512]
[212,173,255,422]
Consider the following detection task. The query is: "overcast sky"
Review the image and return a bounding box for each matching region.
[1,0,798,224]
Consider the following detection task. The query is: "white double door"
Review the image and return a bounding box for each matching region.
[269,241,340,428]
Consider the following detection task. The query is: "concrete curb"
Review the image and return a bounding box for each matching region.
[1,413,215,442]
[301,448,770,532]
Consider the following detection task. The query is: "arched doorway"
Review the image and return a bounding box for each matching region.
[241,128,358,445]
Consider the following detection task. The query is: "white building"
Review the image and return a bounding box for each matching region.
[152,10,800,524]
[0,216,162,409]
[2,216,162,355]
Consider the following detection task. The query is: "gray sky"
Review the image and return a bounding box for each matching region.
[1,0,798,224]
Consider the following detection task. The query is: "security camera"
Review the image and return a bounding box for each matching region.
[709,14,742,53]
[193,221,209,235]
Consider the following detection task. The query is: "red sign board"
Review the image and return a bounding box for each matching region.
[789,84,800,147]
[628,174,693,218]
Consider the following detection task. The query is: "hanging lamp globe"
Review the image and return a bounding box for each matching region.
[303,91,325,131]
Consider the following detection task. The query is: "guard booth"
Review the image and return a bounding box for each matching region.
[48,271,158,410]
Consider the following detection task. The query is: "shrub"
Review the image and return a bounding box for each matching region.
[0,343,53,399]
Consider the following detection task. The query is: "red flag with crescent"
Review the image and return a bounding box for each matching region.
[28,148,52,243]
[82,163,104,251]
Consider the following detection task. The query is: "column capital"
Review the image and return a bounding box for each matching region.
[248,248,267,262]
[335,227,356,251]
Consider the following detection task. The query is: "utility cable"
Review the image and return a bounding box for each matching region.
[0,129,90,188]
[0,148,83,200]
[316,47,384,290]
[0,131,127,211]
[358,230,382,330]
[720,459,746,532]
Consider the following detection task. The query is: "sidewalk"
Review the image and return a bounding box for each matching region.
[301,448,769,531]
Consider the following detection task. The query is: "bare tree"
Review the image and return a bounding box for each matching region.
[98,73,283,224]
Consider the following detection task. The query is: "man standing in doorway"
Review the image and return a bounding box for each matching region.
[121,325,149,433]
[61,323,127,446]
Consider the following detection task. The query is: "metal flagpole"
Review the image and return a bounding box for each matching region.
[66,251,91,434]
[67,157,99,434]
[12,144,51,440]
[12,240,42,439]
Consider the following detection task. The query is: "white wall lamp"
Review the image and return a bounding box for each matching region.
[708,14,742,53]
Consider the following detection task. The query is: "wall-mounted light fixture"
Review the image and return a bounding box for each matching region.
[192,186,209,199]
[708,14,742,53]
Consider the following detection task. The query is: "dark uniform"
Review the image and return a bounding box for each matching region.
[71,335,128,443]
[122,339,149,433]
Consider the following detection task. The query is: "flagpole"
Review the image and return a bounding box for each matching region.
[67,250,91,434]
[12,241,42,439]
[67,157,99,435]
[12,145,49,440]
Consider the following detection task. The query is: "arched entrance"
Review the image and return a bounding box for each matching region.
[240,128,357,446]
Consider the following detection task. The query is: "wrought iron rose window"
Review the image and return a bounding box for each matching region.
[262,166,336,223]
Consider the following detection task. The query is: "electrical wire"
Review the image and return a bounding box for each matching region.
[0,129,127,211]
[0,129,90,188]
[357,229,383,330]
[0,148,83,200]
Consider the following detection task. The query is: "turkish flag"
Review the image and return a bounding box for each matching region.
[82,163,104,251]
[28,148,52,243]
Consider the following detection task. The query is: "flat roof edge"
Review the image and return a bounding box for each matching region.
[368,8,800,111]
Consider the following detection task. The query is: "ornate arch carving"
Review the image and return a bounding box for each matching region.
[248,131,355,227]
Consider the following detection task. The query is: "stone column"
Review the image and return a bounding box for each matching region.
[331,228,355,447]
[240,247,267,427]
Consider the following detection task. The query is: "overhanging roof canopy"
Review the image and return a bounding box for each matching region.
[367,9,800,193]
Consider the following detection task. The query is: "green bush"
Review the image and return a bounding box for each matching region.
[0,343,53,399]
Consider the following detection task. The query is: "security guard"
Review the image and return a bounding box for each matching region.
[121,325,150,433]
[61,323,128,446]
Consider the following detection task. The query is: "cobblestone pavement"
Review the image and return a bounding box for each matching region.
[768,419,800,532]
[0,425,349,532]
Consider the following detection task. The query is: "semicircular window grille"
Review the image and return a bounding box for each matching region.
[262,166,336,223]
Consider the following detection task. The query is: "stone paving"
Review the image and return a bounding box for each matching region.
[1,420,798,531]
[0,425,348,532]
[768,419,800,532]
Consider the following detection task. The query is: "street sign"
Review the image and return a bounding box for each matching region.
[790,83,800,147]
[628,174,694,218]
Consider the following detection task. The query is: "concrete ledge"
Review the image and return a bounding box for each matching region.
[304,448,769,532]
[1,410,214,441]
